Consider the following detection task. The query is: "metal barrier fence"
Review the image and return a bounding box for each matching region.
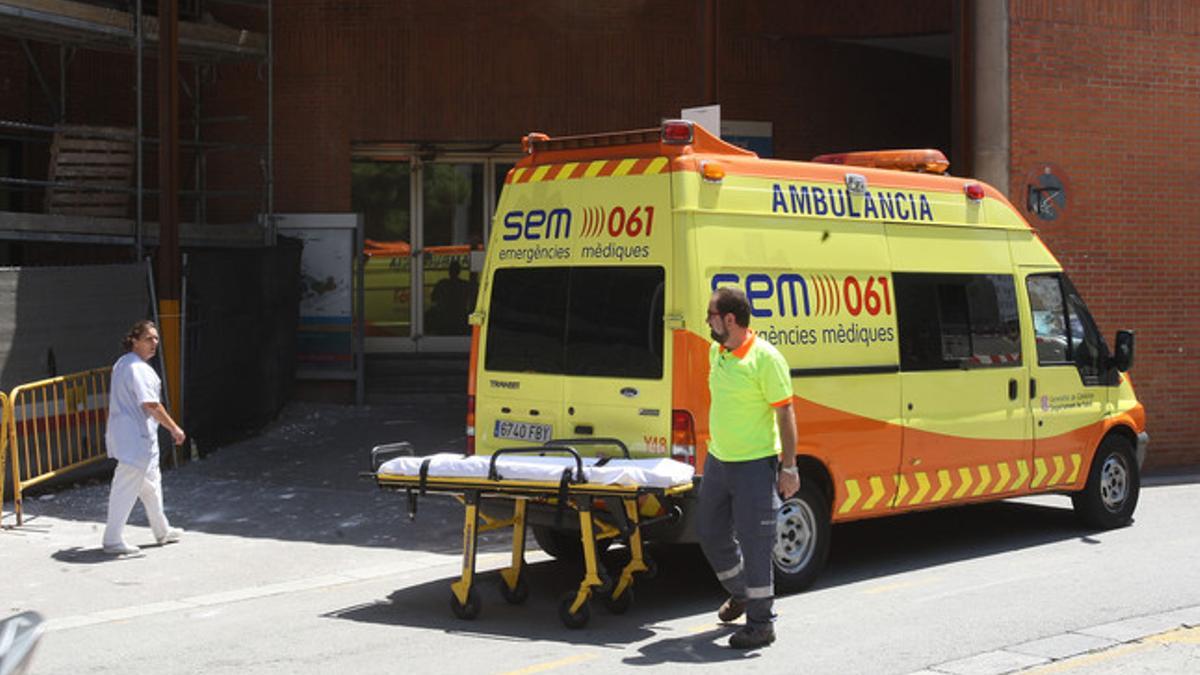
[5,368,111,526]
[0,391,8,524]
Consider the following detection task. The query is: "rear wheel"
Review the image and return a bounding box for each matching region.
[1072,435,1139,529]
[773,480,831,594]
[531,525,611,562]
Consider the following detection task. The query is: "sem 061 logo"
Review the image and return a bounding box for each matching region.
[502,205,656,241]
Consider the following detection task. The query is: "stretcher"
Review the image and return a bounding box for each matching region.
[368,438,695,628]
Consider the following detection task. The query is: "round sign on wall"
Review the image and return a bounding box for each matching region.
[1026,164,1068,221]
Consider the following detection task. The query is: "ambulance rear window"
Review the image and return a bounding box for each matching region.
[485,266,665,379]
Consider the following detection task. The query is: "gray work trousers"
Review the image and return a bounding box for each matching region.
[696,453,778,626]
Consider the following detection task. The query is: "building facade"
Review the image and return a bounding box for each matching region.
[0,0,1194,466]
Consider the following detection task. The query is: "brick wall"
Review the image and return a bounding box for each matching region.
[268,0,952,213]
[1009,0,1200,467]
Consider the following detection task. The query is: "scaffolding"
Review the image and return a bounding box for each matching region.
[0,0,272,250]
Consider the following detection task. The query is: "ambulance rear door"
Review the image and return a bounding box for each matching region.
[557,171,674,458]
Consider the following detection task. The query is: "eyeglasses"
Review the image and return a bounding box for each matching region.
[707,311,723,318]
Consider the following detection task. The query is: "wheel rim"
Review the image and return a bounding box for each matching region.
[774,498,816,574]
[1099,452,1130,512]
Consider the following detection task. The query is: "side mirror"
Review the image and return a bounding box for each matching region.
[0,611,45,675]
[1112,330,1135,372]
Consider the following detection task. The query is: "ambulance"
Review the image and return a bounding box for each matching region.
[465,120,1147,591]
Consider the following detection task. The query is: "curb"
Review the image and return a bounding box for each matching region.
[910,604,1200,675]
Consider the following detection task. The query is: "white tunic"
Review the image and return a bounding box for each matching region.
[105,351,162,471]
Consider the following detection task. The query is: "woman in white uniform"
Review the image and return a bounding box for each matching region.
[102,320,186,555]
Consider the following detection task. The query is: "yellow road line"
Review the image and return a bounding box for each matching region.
[499,652,599,675]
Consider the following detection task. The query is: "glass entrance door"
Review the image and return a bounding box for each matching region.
[353,153,514,353]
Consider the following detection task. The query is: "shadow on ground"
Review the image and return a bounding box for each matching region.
[325,499,1104,662]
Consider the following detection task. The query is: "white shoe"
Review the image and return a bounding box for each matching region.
[156,527,183,545]
[103,542,140,555]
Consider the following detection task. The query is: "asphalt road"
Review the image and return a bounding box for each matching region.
[4,402,1198,674]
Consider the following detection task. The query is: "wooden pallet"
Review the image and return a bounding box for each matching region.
[45,125,135,218]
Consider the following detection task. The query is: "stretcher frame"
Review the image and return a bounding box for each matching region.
[368,439,693,628]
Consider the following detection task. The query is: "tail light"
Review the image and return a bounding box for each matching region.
[671,409,696,465]
[465,395,476,455]
[661,120,695,144]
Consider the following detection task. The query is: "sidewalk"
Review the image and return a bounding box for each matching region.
[0,400,509,626]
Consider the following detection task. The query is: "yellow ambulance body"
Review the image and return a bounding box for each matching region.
[466,121,1147,590]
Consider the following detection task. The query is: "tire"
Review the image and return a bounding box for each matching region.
[531,525,611,562]
[603,586,634,614]
[557,592,591,629]
[1072,435,1140,529]
[449,587,481,620]
[499,574,529,605]
[773,480,831,594]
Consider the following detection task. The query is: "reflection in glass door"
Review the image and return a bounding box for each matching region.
[421,163,483,348]
[352,154,515,353]
[353,159,413,342]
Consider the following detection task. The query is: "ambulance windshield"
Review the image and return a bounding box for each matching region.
[485,266,665,379]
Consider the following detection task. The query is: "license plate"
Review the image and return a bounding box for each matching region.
[493,419,553,443]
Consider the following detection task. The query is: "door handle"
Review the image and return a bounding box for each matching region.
[1029,378,1037,399]
[574,425,594,435]
[1008,378,1018,401]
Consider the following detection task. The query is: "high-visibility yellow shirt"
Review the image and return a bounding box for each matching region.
[707,330,794,462]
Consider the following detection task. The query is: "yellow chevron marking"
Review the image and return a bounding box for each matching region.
[554,162,579,181]
[611,158,639,177]
[530,165,552,182]
[972,465,992,496]
[583,161,606,178]
[953,467,973,499]
[1049,456,1066,486]
[931,470,952,502]
[646,156,669,173]
[839,480,862,515]
[511,168,527,183]
[1032,458,1048,488]
[863,477,887,510]
[893,475,910,507]
[1012,460,1030,491]
[1067,453,1082,484]
[993,462,1011,493]
[911,472,931,505]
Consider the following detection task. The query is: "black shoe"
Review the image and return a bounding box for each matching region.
[729,623,776,649]
[718,596,746,623]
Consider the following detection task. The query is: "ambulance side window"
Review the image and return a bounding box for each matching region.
[1027,275,1070,364]
[1027,274,1108,384]
[894,273,1022,371]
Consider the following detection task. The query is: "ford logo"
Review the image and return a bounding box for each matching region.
[620,387,639,398]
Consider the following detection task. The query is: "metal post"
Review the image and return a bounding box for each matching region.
[157,0,183,425]
[135,0,144,259]
[267,0,275,243]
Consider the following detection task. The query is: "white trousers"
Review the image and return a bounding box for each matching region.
[103,461,170,547]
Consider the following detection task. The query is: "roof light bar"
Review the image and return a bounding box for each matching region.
[521,129,659,155]
[964,182,986,201]
[812,149,950,174]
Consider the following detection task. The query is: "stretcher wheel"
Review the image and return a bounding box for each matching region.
[499,575,529,605]
[603,587,634,614]
[639,557,658,581]
[450,588,481,620]
[557,592,591,629]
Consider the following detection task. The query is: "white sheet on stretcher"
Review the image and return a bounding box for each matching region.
[378,453,695,489]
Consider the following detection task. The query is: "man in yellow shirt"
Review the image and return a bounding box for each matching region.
[698,286,799,649]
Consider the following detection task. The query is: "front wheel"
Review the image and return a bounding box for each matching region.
[1072,435,1140,529]
[773,480,831,594]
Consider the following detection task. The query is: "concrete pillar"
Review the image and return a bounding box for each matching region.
[970,0,1009,196]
